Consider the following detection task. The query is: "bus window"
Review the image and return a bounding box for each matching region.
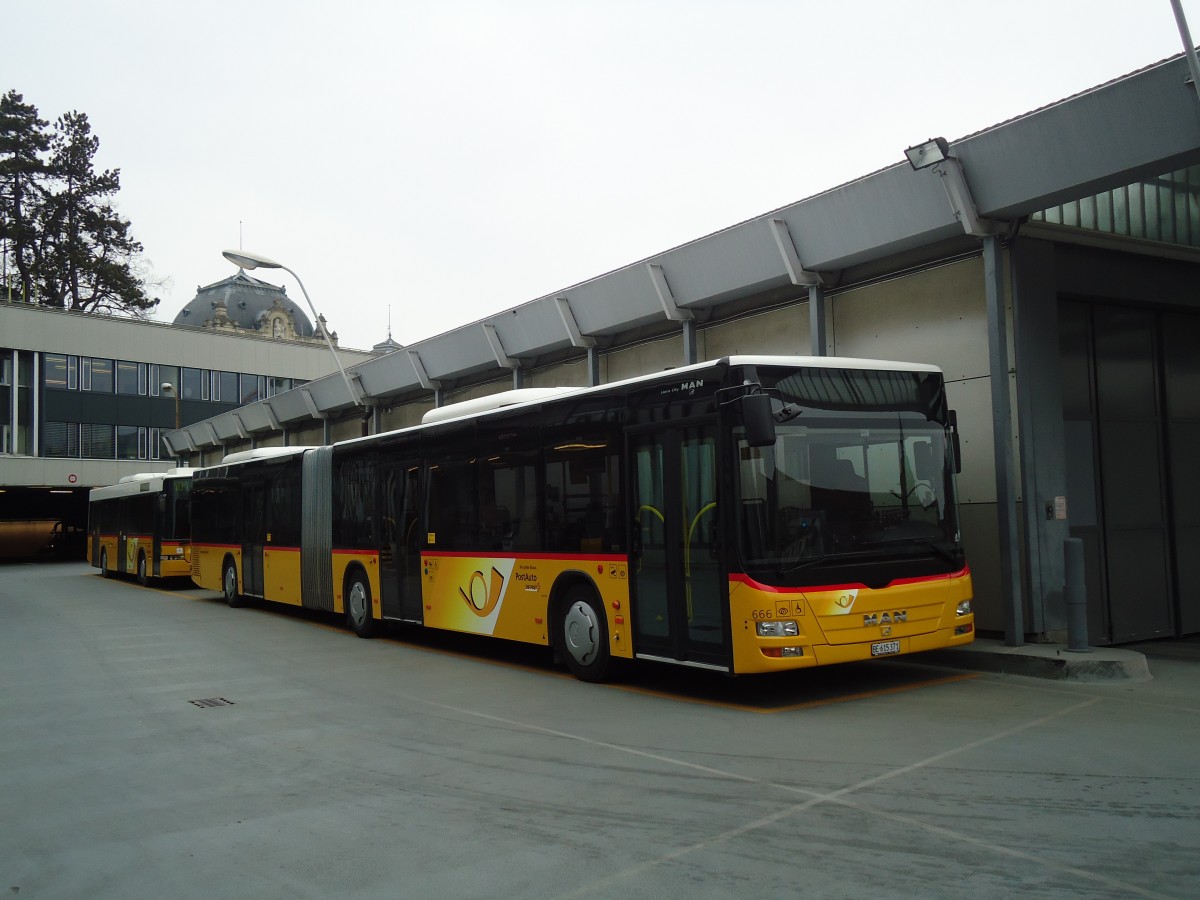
[427,456,476,550]
[481,451,539,551]
[544,439,621,554]
[332,456,377,549]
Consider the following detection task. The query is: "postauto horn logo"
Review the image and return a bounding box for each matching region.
[460,567,505,618]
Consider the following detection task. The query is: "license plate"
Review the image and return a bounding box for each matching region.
[871,640,901,657]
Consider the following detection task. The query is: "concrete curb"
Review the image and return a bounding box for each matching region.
[919,638,1153,682]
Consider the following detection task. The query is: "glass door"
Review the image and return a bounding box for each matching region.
[242,481,266,597]
[380,461,423,622]
[630,424,727,668]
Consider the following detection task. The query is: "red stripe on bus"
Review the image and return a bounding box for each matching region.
[423,550,627,562]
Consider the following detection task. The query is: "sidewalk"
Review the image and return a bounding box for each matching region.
[922,637,1153,682]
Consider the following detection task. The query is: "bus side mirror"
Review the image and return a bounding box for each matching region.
[948,410,962,475]
[743,393,776,447]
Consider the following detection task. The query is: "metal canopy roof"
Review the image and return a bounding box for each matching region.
[166,53,1200,455]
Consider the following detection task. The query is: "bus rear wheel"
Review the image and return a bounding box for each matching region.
[223,560,247,608]
[137,552,149,586]
[346,569,376,638]
[100,548,111,578]
[558,586,610,682]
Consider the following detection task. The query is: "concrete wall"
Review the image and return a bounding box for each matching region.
[700,302,813,359]
[291,423,325,447]
[380,402,433,432]
[526,356,594,390]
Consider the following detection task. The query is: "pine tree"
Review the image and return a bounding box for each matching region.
[35,110,157,316]
[0,90,50,303]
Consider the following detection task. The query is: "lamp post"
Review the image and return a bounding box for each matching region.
[161,382,180,429]
[221,249,361,408]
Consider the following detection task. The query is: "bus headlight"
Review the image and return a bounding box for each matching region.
[956,600,972,616]
[756,620,799,637]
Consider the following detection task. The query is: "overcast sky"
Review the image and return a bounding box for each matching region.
[8,1,1198,351]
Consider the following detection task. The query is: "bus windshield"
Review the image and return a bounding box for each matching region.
[736,410,960,583]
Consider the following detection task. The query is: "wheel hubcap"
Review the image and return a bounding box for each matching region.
[349,583,367,625]
[563,600,598,665]
[225,569,235,598]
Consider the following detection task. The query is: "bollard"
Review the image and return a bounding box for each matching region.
[1064,537,1090,653]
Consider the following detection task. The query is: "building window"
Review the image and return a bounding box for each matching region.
[150,427,161,460]
[82,357,114,393]
[181,367,208,400]
[44,354,72,389]
[240,373,264,404]
[43,421,81,458]
[117,425,141,460]
[268,376,292,397]
[116,360,147,396]
[212,370,238,402]
[80,423,115,459]
[152,365,180,399]
[114,425,149,460]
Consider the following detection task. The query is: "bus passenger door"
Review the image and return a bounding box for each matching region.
[630,425,728,669]
[380,461,423,622]
[117,497,130,575]
[242,482,266,597]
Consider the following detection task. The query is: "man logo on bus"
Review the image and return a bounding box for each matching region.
[460,567,505,617]
[863,611,907,627]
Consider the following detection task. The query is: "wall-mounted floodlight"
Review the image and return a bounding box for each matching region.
[904,137,950,170]
[221,249,362,409]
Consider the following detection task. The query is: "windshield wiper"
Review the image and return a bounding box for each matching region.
[858,536,959,566]
[778,554,827,576]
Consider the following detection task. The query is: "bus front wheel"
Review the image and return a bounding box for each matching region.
[100,548,111,578]
[137,551,149,586]
[346,569,376,638]
[558,586,611,683]
[223,560,247,608]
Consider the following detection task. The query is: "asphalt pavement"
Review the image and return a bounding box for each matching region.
[2,561,1197,899]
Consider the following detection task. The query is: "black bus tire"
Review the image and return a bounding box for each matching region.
[223,559,247,608]
[137,551,149,586]
[346,568,376,638]
[558,585,611,682]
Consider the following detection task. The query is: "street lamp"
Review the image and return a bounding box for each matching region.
[161,382,180,429]
[221,249,361,408]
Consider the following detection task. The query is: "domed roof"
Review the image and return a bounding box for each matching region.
[173,270,315,337]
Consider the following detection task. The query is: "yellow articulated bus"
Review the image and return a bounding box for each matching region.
[188,355,974,681]
[88,468,194,584]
